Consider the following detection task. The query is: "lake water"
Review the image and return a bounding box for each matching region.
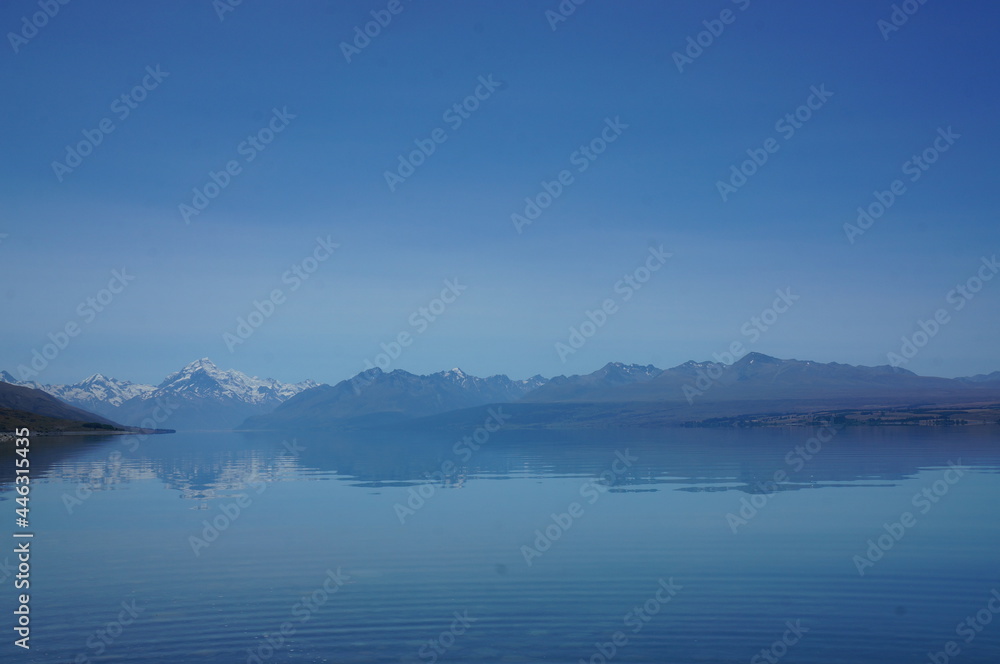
[6,424,1000,663]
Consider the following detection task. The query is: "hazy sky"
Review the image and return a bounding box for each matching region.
[2,0,998,385]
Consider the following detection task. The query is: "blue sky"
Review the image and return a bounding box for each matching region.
[2,0,998,385]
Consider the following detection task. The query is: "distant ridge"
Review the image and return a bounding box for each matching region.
[522,353,944,404]
[239,353,1000,430]
[6,354,999,432]
[237,367,546,430]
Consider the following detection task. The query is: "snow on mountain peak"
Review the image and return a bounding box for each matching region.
[435,367,474,384]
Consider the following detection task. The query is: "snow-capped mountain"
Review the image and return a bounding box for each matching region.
[156,358,317,405]
[33,373,155,411]
[0,359,317,431]
[1,370,157,410]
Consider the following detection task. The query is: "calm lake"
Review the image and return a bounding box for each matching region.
[6,425,1000,663]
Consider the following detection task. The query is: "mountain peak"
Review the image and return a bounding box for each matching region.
[81,372,110,383]
[596,362,662,380]
[739,352,781,365]
[959,370,1000,383]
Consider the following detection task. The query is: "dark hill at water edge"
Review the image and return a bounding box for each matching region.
[0,407,124,435]
[0,381,120,426]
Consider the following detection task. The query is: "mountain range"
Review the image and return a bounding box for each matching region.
[240,353,1000,430]
[1,359,317,431]
[0,380,120,426]
[238,366,546,430]
[4,353,1000,432]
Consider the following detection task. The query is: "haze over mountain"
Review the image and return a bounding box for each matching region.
[240,353,1000,431]
[2,359,317,431]
[523,353,985,405]
[238,367,547,430]
[525,363,661,402]
[5,354,999,433]
[958,371,1000,384]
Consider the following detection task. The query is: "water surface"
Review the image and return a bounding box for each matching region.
[6,425,1000,663]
